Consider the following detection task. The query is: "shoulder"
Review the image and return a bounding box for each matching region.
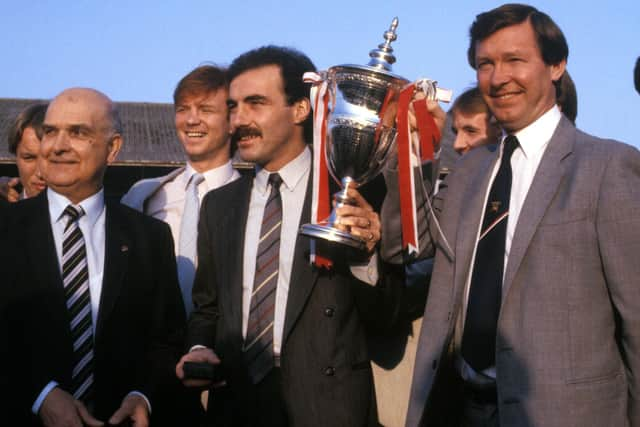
[202,173,252,209]
[109,200,173,238]
[568,127,639,174]
[121,167,184,209]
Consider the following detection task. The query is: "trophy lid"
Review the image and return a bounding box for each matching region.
[368,17,399,71]
[330,17,408,83]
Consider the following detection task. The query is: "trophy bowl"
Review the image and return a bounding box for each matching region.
[300,20,410,251]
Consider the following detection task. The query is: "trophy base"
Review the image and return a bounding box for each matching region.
[300,223,367,252]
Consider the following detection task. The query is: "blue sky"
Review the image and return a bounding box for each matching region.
[2,0,638,148]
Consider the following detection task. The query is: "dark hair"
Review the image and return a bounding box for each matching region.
[451,87,491,117]
[468,3,569,69]
[556,71,577,124]
[228,45,316,142]
[8,103,48,154]
[173,64,228,105]
[634,57,640,95]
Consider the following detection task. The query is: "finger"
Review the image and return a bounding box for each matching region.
[108,403,131,426]
[131,405,149,427]
[8,177,20,187]
[75,400,104,427]
[343,188,373,211]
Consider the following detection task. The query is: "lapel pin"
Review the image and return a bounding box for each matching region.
[121,245,129,252]
[490,201,501,213]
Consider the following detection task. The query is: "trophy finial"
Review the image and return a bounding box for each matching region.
[368,17,399,71]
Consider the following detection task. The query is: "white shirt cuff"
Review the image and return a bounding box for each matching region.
[350,252,379,285]
[32,381,59,414]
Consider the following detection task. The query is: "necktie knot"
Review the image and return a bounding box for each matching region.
[268,173,283,191]
[64,205,85,229]
[189,173,205,190]
[503,135,519,161]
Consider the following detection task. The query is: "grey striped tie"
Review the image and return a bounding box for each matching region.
[244,173,282,384]
[62,205,94,402]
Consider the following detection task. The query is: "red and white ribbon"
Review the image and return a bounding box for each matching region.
[303,71,332,269]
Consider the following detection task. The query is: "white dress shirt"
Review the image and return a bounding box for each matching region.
[145,160,240,254]
[33,188,150,414]
[459,105,562,382]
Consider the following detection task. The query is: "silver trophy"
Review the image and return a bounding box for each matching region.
[300,18,409,251]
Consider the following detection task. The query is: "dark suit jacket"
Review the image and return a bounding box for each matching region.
[188,173,401,427]
[404,118,640,427]
[1,192,187,426]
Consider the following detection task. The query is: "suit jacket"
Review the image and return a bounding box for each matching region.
[405,117,640,427]
[188,173,402,427]
[121,167,184,213]
[2,192,187,426]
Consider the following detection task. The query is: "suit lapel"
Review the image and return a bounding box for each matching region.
[95,201,130,340]
[454,147,499,296]
[501,118,574,300]
[221,176,253,340]
[283,173,318,344]
[27,192,66,306]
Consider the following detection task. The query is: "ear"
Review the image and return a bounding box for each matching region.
[550,59,567,82]
[292,98,311,125]
[106,134,123,165]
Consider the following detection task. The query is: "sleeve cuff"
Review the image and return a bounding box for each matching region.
[32,381,59,414]
[350,252,379,285]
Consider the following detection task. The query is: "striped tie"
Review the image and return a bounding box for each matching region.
[461,135,519,371]
[62,205,94,402]
[244,173,283,384]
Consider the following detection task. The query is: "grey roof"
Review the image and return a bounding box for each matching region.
[0,98,185,166]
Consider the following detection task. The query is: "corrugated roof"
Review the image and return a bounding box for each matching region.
[0,98,185,166]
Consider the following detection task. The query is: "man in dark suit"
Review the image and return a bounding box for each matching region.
[2,88,186,427]
[176,46,400,426]
[391,4,640,427]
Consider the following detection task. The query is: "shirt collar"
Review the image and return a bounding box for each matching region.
[183,160,235,191]
[254,146,311,196]
[504,105,562,159]
[48,187,105,228]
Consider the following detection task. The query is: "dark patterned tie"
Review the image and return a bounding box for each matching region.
[461,135,519,371]
[62,205,94,402]
[244,173,283,384]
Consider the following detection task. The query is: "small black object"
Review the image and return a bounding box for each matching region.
[183,361,217,380]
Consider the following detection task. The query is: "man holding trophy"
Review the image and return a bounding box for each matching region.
[176,44,405,426]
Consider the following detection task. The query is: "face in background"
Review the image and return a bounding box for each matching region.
[228,64,310,172]
[39,88,122,204]
[175,89,230,171]
[475,20,565,133]
[15,127,46,197]
[452,110,497,154]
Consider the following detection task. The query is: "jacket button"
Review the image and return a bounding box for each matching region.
[324,307,335,317]
[324,366,335,376]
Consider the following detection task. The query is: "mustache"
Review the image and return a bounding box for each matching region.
[232,126,262,144]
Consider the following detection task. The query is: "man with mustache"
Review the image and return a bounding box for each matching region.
[396,4,640,426]
[176,45,401,426]
[122,65,240,316]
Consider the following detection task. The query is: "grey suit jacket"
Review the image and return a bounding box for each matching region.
[404,117,640,427]
[121,167,184,213]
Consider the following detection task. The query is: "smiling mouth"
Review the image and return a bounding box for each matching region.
[185,131,207,138]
